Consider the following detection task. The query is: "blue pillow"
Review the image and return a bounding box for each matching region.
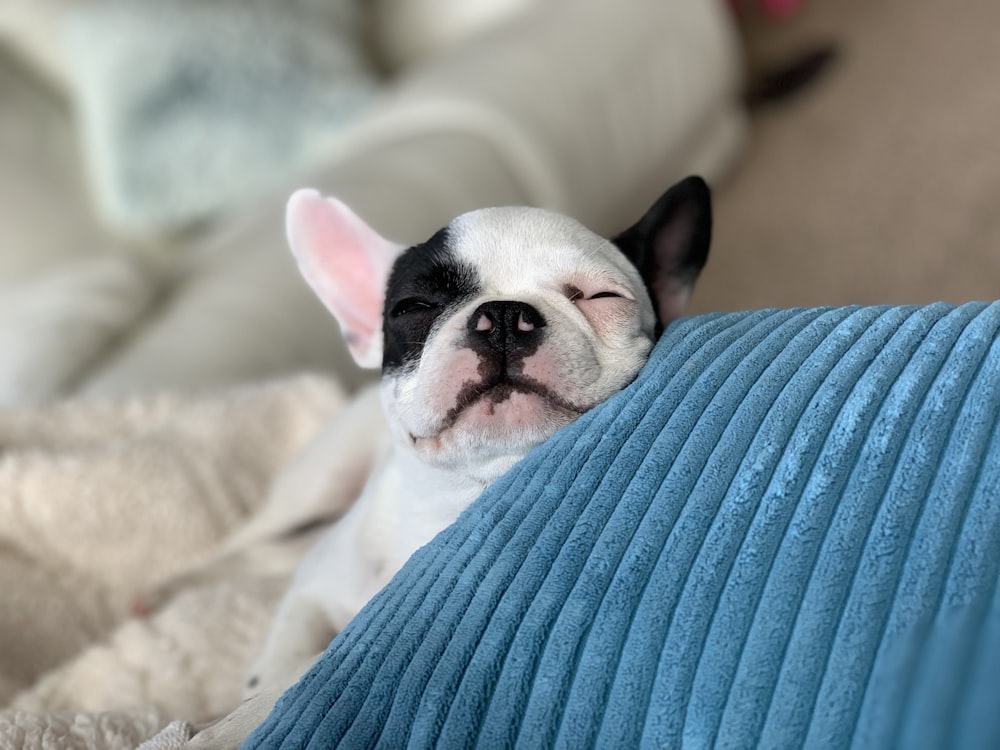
[246,303,1000,749]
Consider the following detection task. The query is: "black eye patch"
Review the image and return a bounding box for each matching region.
[382,227,481,373]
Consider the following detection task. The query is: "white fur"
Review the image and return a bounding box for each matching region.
[183,202,676,749]
[248,206,661,687]
[384,207,657,481]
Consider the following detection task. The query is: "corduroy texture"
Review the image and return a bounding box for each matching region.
[247,303,1000,750]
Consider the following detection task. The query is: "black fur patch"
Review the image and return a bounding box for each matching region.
[382,227,481,373]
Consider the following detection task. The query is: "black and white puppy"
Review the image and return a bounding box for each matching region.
[185,176,711,748]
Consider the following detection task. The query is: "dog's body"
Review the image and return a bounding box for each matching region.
[184,176,712,748]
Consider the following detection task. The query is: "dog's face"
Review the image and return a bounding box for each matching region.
[378,209,666,480]
[287,177,711,482]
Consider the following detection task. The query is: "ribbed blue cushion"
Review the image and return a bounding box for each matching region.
[246,303,1000,749]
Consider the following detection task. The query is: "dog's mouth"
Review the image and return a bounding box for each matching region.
[455,374,585,418]
[410,374,590,445]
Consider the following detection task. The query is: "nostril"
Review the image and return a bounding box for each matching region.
[515,303,546,333]
[475,313,494,332]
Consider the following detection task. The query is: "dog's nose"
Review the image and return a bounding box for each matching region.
[468,301,546,356]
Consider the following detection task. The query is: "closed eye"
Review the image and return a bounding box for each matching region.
[564,284,629,304]
[569,291,625,302]
[390,298,437,317]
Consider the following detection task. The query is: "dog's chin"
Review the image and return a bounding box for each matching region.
[410,388,584,477]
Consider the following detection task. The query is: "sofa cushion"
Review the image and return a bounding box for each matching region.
[246,302,1000,749]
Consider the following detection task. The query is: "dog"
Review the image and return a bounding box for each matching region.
[184,175,712,748]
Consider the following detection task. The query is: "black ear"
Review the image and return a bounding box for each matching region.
[612,175,712,327]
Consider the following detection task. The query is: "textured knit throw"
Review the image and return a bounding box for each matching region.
[247,303,1000,749]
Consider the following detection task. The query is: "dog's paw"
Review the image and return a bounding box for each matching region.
[130,564,223,617]
[129,551,247,617]
[130,577,184,618]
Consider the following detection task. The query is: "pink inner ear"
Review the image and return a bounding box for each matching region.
[286,190,402,367]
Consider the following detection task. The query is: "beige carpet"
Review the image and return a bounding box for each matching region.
[693,0,1000,314]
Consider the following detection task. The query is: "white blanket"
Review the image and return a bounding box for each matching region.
[0,376,344,749]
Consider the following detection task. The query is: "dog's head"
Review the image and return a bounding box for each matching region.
[287,176,711,482]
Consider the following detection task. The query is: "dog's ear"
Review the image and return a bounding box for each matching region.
[286,189,404,369]
[612,176,712,327]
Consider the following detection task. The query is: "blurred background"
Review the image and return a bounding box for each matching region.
[0,0,998,407]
